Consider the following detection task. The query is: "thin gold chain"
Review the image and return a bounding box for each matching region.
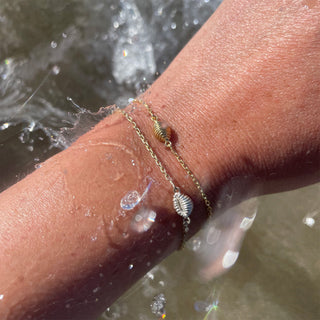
[118,108,191,248]
[132,99,213,217]
[119,109,176,190]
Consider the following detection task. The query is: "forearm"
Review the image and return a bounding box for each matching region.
[0,114,186,319]
[0,0,319,319]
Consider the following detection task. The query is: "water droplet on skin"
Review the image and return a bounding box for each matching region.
[105,152,112,160]
[34,163,42,169]
[120,181,152,211]
[62,32,67,38]
[171,22,176,29]
[120,191,141,210]
[0,294,4,300]
[119,210,126,217]
[91,235,98,242]
[84,209,92,217]
[93,287,101,293]
[193,18,199,25]
[122,232,129,238]
[128,264,134,270]
[222,250,239,269]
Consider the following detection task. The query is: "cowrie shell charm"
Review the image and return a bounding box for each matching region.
[154,121,171,143]
[173,192,193,218]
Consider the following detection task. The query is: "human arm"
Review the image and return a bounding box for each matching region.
[0,0,319,319]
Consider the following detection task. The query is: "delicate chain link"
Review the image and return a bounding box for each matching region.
[132,99,213,217]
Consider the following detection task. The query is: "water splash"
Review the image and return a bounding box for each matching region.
[150,293,166,318]
[111,0,156,86]
[7,66,59,122]
[66,97,85,112]
[302,211,318,228]
[50,41,58,48]
[120,180,152,211]
[52,105,115,149]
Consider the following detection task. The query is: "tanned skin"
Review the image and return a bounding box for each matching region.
[0,0,319,319]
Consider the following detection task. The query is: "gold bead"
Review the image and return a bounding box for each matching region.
[153,121,172,143]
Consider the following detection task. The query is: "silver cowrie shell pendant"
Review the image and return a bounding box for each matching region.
[173,192,193,218]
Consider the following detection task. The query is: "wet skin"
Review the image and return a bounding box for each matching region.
[0,0,319,319]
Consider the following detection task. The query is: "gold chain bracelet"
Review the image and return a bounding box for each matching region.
[118,99,212,248]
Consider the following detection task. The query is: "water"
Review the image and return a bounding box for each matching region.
[150,293,166,318]
[0,0,319,319]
